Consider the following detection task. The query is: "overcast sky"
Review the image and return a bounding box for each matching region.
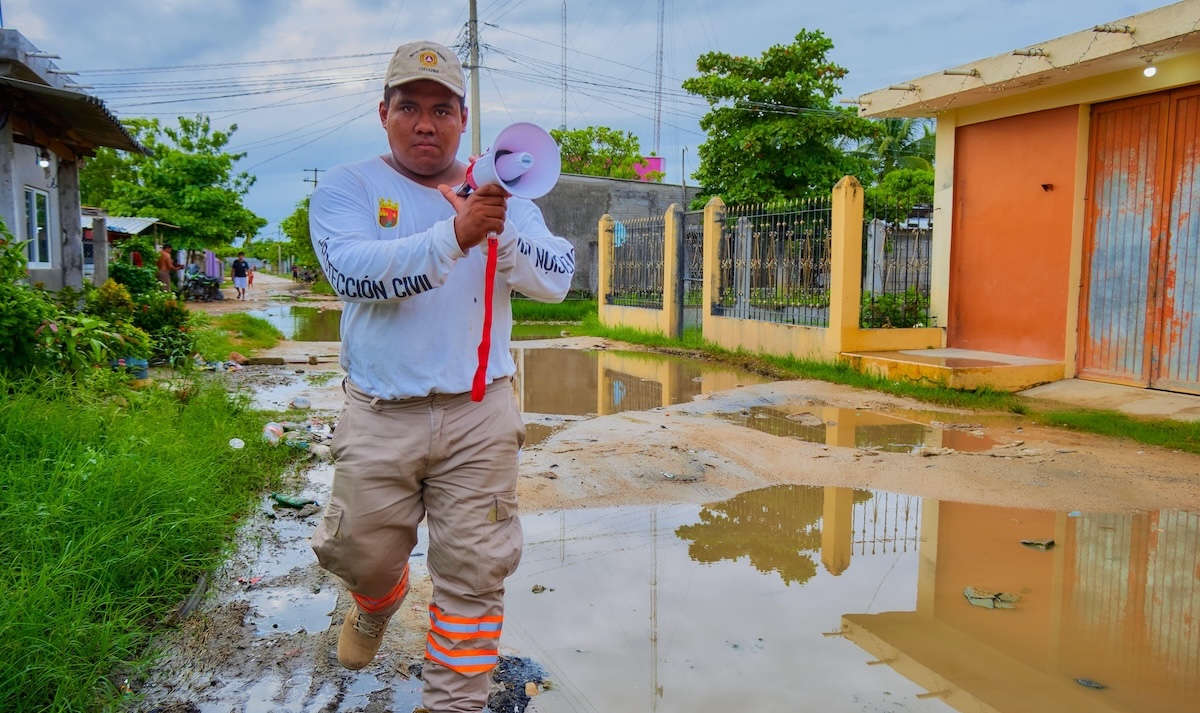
[7,0,1167,238]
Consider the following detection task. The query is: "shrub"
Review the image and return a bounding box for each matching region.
[0,281,56,372]
[110,260,163,297]
[860,287,931,328]
[90,279,137,324]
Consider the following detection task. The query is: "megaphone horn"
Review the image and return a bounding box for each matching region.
[464,122,561,199]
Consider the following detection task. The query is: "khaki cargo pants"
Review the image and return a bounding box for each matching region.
[312,376,525,713]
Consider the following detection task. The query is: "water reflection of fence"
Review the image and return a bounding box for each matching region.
[601,369,664,413]
[853,491,922,555]
[607,215,666,309]
[714,198,833,326]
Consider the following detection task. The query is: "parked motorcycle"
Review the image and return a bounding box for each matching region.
[181,270,222,302]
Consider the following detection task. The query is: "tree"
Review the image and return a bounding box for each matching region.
[865,168,935,221]
[81,115,266,250]
[280,196,318,268]
[549,126,661,181]
[682,30,876,205]
[858,118,936,179]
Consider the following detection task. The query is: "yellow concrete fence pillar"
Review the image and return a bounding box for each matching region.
[829,176,865,356]
[663,203,683,339]
[598,213,614,327]
[701,197,726,340]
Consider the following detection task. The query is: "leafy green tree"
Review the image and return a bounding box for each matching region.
[858,118,936,179]
[81,115,266,251]
[549,126,661,181]
[280,197,318,268]
[682,30,876,205]
[865,168,935,217]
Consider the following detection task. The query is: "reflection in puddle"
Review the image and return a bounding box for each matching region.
[513,348,772,419]
[508,486,1200,713]
[246,586,337,635]
[719,405,997,453]
[512,323,573,341]
[251,304,343,341]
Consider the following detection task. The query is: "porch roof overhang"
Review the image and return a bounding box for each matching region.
[856,0,1200,119]
[0,75,148,157]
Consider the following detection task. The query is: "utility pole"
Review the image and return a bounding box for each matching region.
[561,1,567,131]
[681,146,687,206]
[468,0,482,156]
[303,167,323,190]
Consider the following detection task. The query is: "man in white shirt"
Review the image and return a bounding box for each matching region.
[308,40,574,712]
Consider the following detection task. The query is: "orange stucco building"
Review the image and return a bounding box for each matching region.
[860,1,1200,395]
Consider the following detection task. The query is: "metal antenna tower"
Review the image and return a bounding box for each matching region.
[561,1,567,131]
[653,0,664,154]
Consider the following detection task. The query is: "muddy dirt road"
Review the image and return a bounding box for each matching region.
[132,293,1200,713]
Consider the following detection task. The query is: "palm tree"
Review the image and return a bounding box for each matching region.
[858,118,936,179]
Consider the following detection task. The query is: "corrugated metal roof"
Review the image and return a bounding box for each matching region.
[80,216,170,234]
[0,75,147,155]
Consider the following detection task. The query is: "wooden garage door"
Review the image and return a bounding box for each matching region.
[1079,85,1200,394]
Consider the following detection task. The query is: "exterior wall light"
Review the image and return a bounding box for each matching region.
[37,148,51,168]
[1143,65,1158,78]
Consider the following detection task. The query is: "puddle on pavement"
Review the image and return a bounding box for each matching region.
[252,304,343,341]
[718,404,999,453]
[508,485,1200,713]
[514,347,772,424]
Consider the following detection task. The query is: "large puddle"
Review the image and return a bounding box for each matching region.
[508,486,1200,713]
[719,404,1000,453]
[513,348,773,444]
[251,304,342,341]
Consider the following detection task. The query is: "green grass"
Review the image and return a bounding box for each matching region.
[193,313,284,361]
[309,280,336,296]
[303,371,341,386]
[0,372,301,712]
[1035,409,1200,454]
[511,298,597,322]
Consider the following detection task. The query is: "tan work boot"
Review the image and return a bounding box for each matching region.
[337,604,392,670]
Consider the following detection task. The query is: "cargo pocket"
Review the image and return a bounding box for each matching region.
[476,493,523,594]
[329,407,353,462]
[311,504,354,588]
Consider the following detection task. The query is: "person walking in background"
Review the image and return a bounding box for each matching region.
[292,264,299,281]
[231,252,250,300]
[308,39,574,713]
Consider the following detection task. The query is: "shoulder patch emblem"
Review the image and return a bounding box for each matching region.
[378,198,399,228]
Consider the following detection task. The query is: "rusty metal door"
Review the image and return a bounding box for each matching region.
[1080,86,1200,393]
[1154,87,1200,394]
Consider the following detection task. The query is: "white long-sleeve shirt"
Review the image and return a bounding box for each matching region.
[309,156,575,400]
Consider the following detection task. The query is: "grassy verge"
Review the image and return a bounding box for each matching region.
[310,280,336,296]
[193,313,284,361]
[0,372,301,712]
[1035,409,1200,454]
[511,298,596,322]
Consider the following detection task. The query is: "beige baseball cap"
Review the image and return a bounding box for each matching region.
[385,41,465,97]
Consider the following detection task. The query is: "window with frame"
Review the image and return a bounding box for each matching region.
[24,188,51,268]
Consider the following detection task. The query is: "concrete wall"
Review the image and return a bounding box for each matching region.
[10,144,64,289]
[534,173,700,295]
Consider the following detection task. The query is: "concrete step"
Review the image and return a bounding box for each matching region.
[841,348,1064,392]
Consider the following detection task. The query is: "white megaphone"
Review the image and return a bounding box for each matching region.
[463,122,561,199]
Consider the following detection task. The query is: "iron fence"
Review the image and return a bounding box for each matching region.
[681,210,704,330]
[607,215,665,310]
[714,198,833,326]
[861,199,933,329]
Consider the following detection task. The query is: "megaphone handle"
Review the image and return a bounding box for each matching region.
[470,234,500,402]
